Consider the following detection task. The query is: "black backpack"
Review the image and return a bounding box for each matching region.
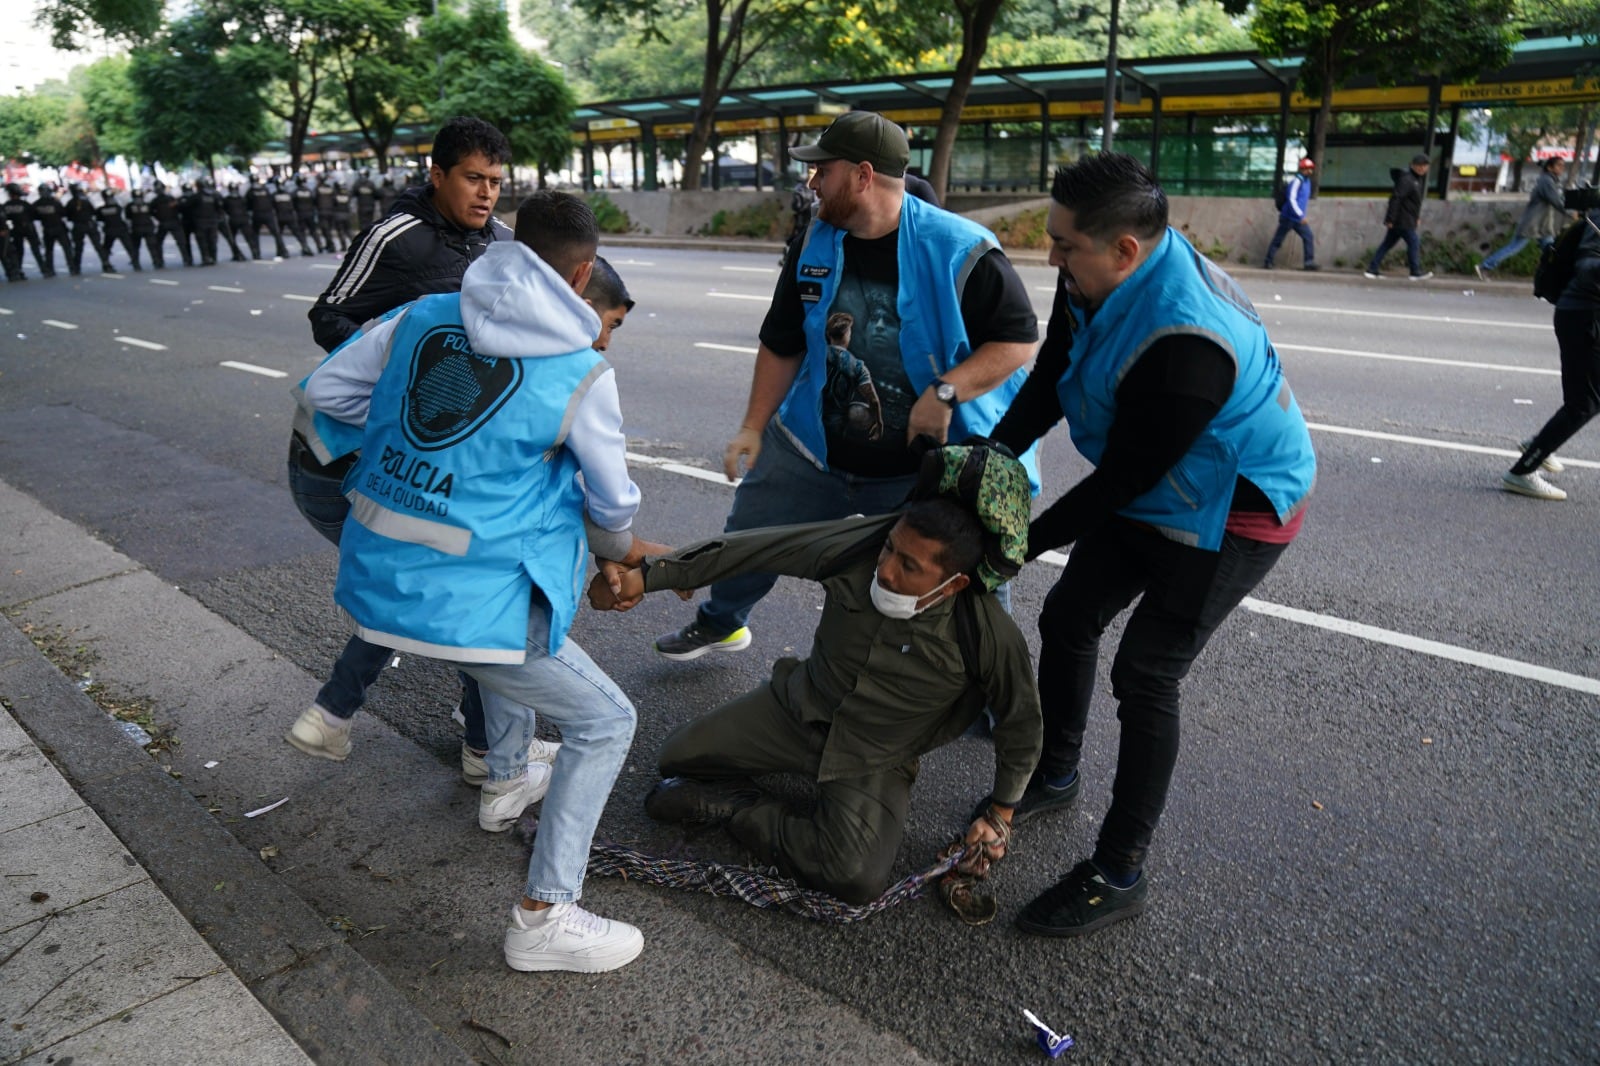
[1533,215,1597,304]
[1273,184,1288,210]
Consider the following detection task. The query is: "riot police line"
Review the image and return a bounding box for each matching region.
[1,169,422,281]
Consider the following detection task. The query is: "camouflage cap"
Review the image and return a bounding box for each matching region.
[909,440,1031,592]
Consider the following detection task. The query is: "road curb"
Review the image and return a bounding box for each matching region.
[0,619,475,1066]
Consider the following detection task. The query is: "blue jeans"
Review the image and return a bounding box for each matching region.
[462,596,637,903]
[1367,227,1422,276]
[1263,217,1315,266]
[697,424,921,634]
[1479,233,1555,271]
[289,436,488,749]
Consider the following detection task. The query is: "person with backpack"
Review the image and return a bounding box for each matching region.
[1365,153,1433,280]
[596,442,1042,906]
[1476,157,1571,279]
[1501,194,1600,501]
[1263,157,1320,271]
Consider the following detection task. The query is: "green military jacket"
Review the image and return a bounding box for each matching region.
[642,513,1042,804]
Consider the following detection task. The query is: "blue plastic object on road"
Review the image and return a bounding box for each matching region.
[1023,1008,1074,1058]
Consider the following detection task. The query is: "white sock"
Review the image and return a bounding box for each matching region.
[518,903,554,926]
[317,706,350,730]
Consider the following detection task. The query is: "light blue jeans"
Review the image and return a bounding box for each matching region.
[460,596,636,904]
[1479,233,1555,271]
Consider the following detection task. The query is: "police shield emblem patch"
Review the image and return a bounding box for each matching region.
[402,326,523,451]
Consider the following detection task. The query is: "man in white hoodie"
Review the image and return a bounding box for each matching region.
[303,191,657,974]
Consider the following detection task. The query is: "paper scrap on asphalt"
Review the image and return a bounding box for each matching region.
[245,797,289,818]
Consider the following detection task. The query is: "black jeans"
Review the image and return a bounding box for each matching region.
[1037,518,1289,876]
[1514,307,1600,473]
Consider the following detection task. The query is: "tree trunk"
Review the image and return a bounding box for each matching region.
[928,0,1003,204]
[681,0,730,193]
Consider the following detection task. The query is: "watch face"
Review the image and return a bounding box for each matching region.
[936,383,957,403]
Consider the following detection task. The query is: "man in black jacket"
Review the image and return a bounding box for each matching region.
[247,176,289,258]
[150,181,192,268]
[292,116,514,771]
[64,183,109,273]
[3,184,46,279]
[275,177,316,257]
[220,182,251,261]
[1365,153,1433,280]
[125,188,159,268]
[34,183,72,276]
[184,179,224,266]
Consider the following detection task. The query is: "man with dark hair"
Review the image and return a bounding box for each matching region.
[986,152,1315,936]
[1365,152,1433,280]
[301,190,657,974]
[595,444,1041,905]
[583,256,632,352]
[654,109,1039,663]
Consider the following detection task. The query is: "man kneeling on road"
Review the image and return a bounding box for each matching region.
[590,444,1041,904]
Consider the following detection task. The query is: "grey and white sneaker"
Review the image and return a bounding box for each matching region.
[478,763,554,832]
[504,902,643,973]
[1519,439,1564,474]
[654,621,752,662]
[462,737,562,787]
[1501,471,1567,501]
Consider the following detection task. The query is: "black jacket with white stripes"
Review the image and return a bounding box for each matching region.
[307,184,512,354]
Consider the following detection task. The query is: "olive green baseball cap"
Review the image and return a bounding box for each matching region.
[789,111,909,178]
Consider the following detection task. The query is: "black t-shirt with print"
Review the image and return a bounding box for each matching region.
[760,230,1037,477]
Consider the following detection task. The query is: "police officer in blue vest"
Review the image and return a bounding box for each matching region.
[301,191,656,975]
[982,153,1316,937]
[653,110,1040,662]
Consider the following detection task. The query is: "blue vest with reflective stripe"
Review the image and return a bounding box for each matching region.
[1057,228,1315,549]
[293,304,411,464]
[778,194,1040,493]
[334,293,607,661]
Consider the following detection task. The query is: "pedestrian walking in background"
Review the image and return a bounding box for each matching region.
[1365,153,1433,280]
[1476,157,1570,279]
[1263,157,1320,271]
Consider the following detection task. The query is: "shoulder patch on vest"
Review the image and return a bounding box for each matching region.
[401,326,523,451]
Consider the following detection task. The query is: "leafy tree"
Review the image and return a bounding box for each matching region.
[128,13,268,170]
[319,0,432,171]
[224,0,342,172]
[0,88,72,165]
[80,57,142,162]
[1246,0,1520,190]
[422,0,576,180]
[32,0,163,50]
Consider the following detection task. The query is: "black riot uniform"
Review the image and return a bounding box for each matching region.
[64,184,110,273]
[34,184,71,276]
[96,190,138,271]
[274,178,316,256]
[291,175,323,253]
[328,181,352,248]
[3,185,44,278]
[150,181,193,267]
[246,177,289,258]
[125,189,159,268]
[0,210,13,282]
[314,179,346,252]
[352,171,378,232]
[220,183,251,261]
[375,176,400,219]
[183,179,224,265]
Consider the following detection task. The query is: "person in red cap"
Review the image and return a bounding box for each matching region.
[1263,157,1320,271]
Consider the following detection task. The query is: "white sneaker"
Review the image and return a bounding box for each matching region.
[285,704,352,761]
[462,737,562,787]
[478,763,554,832]
[1363,270,1381,279]
[1519,439,1563,474]
[503,902,643,973]
[1501,471,1567,501]
[1408,271,1434,280]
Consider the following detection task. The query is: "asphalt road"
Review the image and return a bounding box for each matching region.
[0,243,1595,1064]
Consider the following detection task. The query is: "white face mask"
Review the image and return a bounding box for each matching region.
[870,566,959,620]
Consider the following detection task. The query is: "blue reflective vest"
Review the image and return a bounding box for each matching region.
[334,293,609,662]
[779,193,1040,492]
[293,304,411,464]
[1057,228,1315,549]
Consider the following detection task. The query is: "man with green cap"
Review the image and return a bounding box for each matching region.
[592,443,1042,905]
[652,109,1040,664]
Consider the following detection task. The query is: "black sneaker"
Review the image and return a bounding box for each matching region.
[654,620,751,662]
[1016,860,1148,937]
[969,768,1080,827]
[644,776,763,827]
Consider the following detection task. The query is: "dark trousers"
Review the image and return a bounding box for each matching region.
[220,219,249,261]
[72,226,108,271]
[659,684,917,905]
[252,216,289,258]
[136,232,161,267]
[193,224,219,265]
[1368,226,1422,275]
[1264,217,1315,266]
[1036,518,1288,876]
[156,221,192,266]
[285,436,488,748]
[40,227,69,274]
[1514,307,1600,473]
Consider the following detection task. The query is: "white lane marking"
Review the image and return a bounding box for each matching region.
[282,294,317,302]
[310,263,337,271]
[0,307,11,314]
[42,319,78,330]
[148,278,179,286]
[706,291,769,302]
[722,266,776,274]
[1280,343,1557,376]
[1269,303,1545,332]
[207,285,245,293]
[609,258,655,266]
[1237,598,1600,696]
[102,272,125,279]
[220,360,287,378]
[695,342,759,355]
[115,336,166,350]
[1307,422,1600,469]
[625,447,1597,695]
